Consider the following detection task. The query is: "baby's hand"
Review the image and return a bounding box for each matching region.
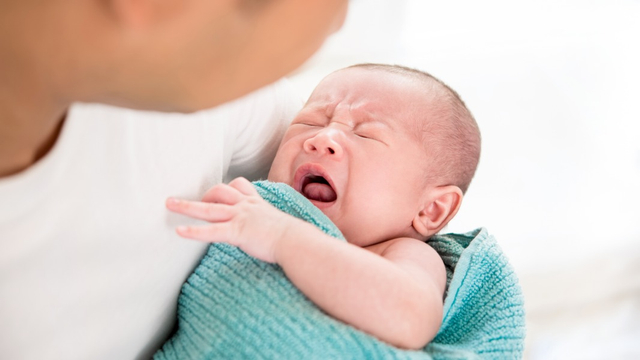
[166,177,298,263]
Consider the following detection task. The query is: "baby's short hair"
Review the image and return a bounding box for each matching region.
[348,63,481,194]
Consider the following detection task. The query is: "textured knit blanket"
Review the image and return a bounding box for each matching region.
[155,181,526,359]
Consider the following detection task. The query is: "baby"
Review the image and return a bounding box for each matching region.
[166,64,481,350]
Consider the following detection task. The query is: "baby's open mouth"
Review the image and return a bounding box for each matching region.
[301,175,337,203]
[294,164,338,204]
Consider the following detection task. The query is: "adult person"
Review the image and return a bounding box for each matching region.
[0,0,347,359]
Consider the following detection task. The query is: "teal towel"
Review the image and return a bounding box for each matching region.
[155,181,525,359]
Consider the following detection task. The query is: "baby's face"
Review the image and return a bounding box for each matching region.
[268,68,435,247]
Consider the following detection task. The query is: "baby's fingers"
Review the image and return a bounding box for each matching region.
[166,197,234,222]
[201,183,244,204]
[228,177,259,196]
[176,223,233,243]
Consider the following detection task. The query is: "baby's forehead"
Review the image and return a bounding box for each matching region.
[306,69,442,129]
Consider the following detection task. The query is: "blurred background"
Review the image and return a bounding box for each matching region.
[288,0,640,358]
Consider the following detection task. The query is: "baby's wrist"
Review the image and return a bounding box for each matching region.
[271,218,310,265]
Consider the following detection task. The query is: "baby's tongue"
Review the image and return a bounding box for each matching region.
[303,183,337,202]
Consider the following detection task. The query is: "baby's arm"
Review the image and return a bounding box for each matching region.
[167,178,446,350]
[275,229,446,349]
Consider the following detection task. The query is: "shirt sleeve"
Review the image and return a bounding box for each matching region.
[224,78,303,182]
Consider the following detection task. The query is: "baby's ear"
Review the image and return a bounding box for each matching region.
[412,185,463,238]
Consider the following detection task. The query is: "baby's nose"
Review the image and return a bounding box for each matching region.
[303,128,344,158]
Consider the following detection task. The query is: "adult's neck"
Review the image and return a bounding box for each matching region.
[0,93,68,178]
[0,2,72,178]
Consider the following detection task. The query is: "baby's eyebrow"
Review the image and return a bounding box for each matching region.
[298,102,333,118]
[301,100,395,130]
[298,103,322,112]
[354,109,394,130]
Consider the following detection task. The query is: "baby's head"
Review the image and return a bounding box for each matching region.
[268,64,480,247]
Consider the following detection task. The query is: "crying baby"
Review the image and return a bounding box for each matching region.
[166,63,481,349]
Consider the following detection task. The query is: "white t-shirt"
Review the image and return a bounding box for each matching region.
[0,80,302,360]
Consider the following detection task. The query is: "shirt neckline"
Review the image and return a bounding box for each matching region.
[0,106,77,222]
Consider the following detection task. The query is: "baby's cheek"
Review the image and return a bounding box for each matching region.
[266,168,279,182]
[268,145,299,183]
[267,159,288,182]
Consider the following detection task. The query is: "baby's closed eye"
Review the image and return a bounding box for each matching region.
[296,122,323,127]
[353,130,387,145]
[291,117,326,128]
[352,122,388,143]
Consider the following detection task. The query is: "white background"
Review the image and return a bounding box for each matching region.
[289,1,640,358]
